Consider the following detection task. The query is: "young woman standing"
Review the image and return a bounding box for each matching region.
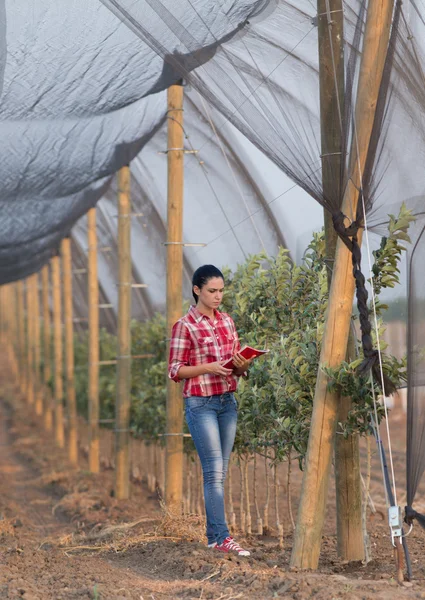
[168,264,252,556]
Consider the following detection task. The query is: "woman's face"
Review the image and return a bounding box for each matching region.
[194,277,224,310]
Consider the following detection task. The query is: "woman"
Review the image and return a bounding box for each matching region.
[168,264,252,556]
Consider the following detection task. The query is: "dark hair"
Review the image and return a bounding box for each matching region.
[192,264,224,303]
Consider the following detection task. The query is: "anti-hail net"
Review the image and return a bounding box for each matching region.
[2,0,425,524]
[98,0,425,517]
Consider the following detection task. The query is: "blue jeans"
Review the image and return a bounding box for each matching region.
[185,392,237,545]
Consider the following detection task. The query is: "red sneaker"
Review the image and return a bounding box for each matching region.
[215,536,250,556]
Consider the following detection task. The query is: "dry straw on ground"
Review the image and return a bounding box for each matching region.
[59,501,207,553]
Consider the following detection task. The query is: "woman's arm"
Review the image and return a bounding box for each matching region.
[168,321,191,382]
[178,362,233,380]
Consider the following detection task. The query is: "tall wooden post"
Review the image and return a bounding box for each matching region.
[26,278,35,406]
[1,287,10,370]
[318,0,344,280]
[115,167,132,500]
[52,254,65,448]
[0,287,3,341]
[0,287,7,364]
[87,207,100,473]
[0,287,4,343]
[41,265,53,430]
[317,0,364,560]
[62,238,78,466]
[3,286,15,375]
[291,0,395,569]
[16,281,26,396]
[13,284,20,376]
[14,285,20,381]
[165,84,184,510]
[33,273,43,416]
[5,285,17,376]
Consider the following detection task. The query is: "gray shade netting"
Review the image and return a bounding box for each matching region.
[101,0,425,225]
[0,0,263,278]
[406,221,425,528]
[74,89,298,324]
[99,0,425,517]
[2,0,425,532]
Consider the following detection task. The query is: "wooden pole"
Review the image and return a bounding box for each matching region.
[2,286,15,375]
[317,0,364,560]
[5,285,17,376]
[26,277,35,406]
[318,0,344,280]
[1,287,11,371]
[62,238,78,466]
[87,207,100,473]
[14,284,20,381]
[33,273,43,416]
[165,84,184,510]
[291,0,395,569]
[115,167,132,500]
[13,283,21,377]
[16,281,26,396]
[13,283,20,376]
[52,254,65,448]
[41,265,53,431]
[0,287,3,342]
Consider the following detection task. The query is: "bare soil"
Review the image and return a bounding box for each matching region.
[0,384,425,599]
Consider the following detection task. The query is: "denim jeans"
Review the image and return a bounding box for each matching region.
[185,392,237,545]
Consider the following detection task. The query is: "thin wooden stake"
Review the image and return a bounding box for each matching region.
[16,281,26,395]
[115,166,132,500]
[196,460,203,516]
[362,435,372,563]
[274,460,284,548]
[264,452,270,532]
[239,457,246,533]
[32,273,43,416]
[52,255,65,448]
[185,453,191,514]
[26,278,35,405]
[62,238,78,466]
[287,454,295,531]
[244,457,252,534]
[5,285,18,376]
[14,281,24,391]
[228,457,236,532]
[1,287,10,371]
[165,83,185,511]
[41,265,53,431]
[291,0,395,568]
[87,207,100,473]
[395,540,405,585]
[253,453,263,535]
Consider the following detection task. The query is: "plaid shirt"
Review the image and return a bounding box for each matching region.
[168,305,241,398]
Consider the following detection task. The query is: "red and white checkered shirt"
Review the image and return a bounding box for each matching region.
[168,305,242,398]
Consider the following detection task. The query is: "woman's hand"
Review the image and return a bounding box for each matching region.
[232,352,252,373]
[205,361,234,377]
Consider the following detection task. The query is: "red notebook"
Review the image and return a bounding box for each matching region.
[222,345,269,370]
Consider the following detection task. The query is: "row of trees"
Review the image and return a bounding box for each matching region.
[68,204,413,468]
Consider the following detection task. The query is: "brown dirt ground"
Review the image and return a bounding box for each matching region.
[0,380,425,599]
